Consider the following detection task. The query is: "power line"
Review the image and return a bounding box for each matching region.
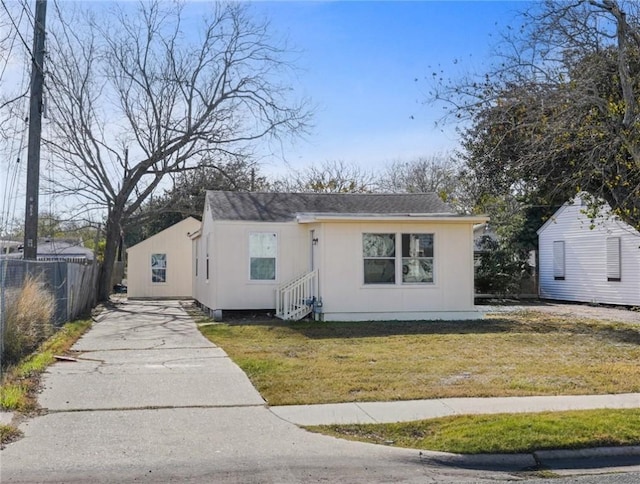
[0,0,34,64]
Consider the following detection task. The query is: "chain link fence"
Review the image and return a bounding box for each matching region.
[0,259,99,362]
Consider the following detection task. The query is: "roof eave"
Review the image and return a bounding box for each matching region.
[296,213,488,224]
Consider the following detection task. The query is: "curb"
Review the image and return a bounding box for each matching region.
[420,450,537,470]
[420,446,640,471]
[535,445,640,460]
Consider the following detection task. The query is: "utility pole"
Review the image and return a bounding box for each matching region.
[23,0,47,260]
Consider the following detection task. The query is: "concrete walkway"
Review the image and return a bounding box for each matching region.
[270,393,640,426]
[1,300,639,483]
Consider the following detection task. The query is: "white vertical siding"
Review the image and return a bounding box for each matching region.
[538,201,640,305]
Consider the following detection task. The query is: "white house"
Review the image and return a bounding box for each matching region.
[126,217,201,299]
[192,191,487,321]
[537,195,640,306]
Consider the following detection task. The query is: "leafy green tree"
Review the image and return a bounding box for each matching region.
[432,0,640,230]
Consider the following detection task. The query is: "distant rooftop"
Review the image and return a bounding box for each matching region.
[0,238,94,262]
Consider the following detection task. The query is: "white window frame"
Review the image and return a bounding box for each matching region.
[249,232,278,281]
[363,233,396,285]
[151,253,167,284]
[401,233,434,284]
[362,232,435,286]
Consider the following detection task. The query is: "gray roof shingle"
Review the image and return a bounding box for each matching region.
[205,191,456,222]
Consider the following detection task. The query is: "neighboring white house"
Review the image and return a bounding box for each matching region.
[192,191,487,321]
[537,194,640,306]
[127,217,201,299]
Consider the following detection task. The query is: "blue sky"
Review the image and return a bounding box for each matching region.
[1,1,527,233]
[248,1,527,175]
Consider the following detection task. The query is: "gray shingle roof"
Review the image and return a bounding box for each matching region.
[205,191,456,222]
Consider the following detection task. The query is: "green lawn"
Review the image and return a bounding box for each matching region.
[196,309,640,405]
[307,409,640,454]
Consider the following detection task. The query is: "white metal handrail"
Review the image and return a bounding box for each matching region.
[275,270,317,321]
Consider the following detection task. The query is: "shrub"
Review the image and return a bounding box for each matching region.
[2,276,55,366]
[475,238,528,296]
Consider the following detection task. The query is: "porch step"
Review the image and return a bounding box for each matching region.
[275,270,317,321]
[276,304,312,321]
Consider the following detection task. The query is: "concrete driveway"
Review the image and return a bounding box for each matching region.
[0,300,516,483]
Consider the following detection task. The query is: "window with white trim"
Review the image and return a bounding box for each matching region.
[363,233,396,284]
[402,234,434,283]
[606,237,621,282]
[151,253,167,283]
[553,241,565,280]
[363,233,434,285]
[249,232,277,280]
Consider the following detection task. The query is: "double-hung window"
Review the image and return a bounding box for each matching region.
[363,234,396,284]
[151,253,167,283]
[401,234,434,283]
[363,233,434,285]
[250,232,277,280]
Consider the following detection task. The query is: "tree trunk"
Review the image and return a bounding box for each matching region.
[97,210,123,302]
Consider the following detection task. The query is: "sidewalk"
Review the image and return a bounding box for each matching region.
[270,393,640,425]
[268,393,640,475]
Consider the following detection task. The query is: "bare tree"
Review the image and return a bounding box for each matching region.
[44,1,310,300]
[377,154,464,207]
[272,160,377,193]
[0,1,30,138]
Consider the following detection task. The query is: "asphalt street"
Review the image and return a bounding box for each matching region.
[1,300,638,483]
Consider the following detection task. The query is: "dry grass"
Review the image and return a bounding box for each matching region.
[1,319,92,412]
[197,309,640,405]
[0,424,22,447]
[2,276,55,366]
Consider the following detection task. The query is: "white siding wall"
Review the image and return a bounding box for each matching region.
[194,220,309,311]
[538,202,640,305]
[317,221,477,320]
[193,204,217,311]
[127,217,201,299]
[194,217,480,320]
